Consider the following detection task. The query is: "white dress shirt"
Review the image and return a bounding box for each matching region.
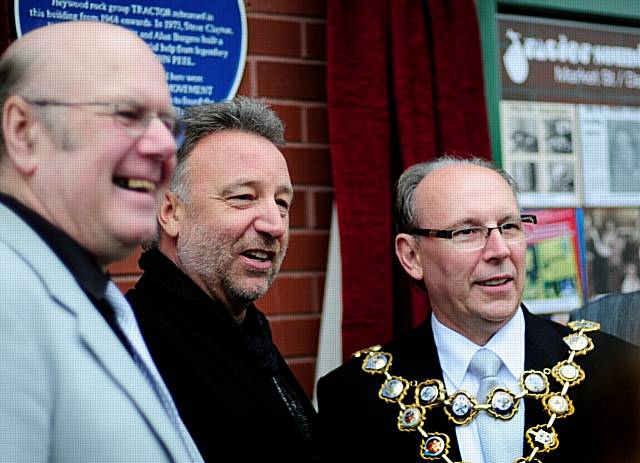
[432,308,526,463]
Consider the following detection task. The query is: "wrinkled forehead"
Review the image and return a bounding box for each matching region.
[414,165,519,226]
[189,131,292,192]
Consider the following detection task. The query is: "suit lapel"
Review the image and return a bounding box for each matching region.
[0,205,188,463]
[392,321,463,461]
[522,308,567,448]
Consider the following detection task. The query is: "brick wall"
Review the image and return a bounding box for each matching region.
[109,0,330,397]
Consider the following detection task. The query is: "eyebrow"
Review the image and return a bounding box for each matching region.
[121,99,177,118]
[220,180,293,197]
[443,213,521,229]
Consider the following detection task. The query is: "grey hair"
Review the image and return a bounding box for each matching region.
[170,96,285,202]
[142,97,285,250]
[394,155,519,234]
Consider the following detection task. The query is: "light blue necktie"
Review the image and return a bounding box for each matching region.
[468,348,521,463]
[105,281,204,463]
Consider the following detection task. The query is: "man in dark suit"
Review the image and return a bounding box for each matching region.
[126,98,318,463]
[0,21,202,462]
[317,157,640,463]
[571,290,640,347]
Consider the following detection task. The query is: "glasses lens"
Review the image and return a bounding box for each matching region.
[451,228,486,251]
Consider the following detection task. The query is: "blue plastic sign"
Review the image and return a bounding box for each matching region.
[15,0,247,106]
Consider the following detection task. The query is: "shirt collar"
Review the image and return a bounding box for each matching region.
[0,192,109,299]
[432,307,526,388]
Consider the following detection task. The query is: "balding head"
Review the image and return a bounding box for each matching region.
[0,21,177,265]
[0,21,166,159]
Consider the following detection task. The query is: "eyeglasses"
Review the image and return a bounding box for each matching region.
[408,214,537,251]
[23,98,184,140]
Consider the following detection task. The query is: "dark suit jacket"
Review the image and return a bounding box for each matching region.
[317,308,640,462]
[571,291,640,347]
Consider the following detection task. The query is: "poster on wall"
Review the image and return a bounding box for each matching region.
[14,0,247,106]
[583,207,640,299]
[498,13,640,207]
[501,100,580,207]
[498,14,640,315]
[523,208,584,314]
[580,105,640,206]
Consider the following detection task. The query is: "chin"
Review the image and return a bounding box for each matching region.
[484,301,519,320]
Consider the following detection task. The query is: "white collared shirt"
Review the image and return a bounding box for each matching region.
[432,308,526,463]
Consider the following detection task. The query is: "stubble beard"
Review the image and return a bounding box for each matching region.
[177,222,287,306]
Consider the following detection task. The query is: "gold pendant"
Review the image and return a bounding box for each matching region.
[551,360,585,386]
[567,319,600,332]
[397,404,426,431]
[361,350,392,374]
[486,387,519,420]
[415,379,446,409]
[521,370,550,398]
[444,391,478,425]
[526,425,559,453]
[379,376,410,403]
[563,332,594,356]
[420,432,450,460]
[542,393,574,418]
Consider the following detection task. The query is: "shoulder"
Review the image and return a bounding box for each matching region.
[579,292,640,315]
[318,321,433,392]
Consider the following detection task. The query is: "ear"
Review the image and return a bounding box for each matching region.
[2,95,39,176]
[395,233,424,281]
[158,191,183,238]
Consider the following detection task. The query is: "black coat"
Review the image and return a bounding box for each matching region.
[126,249,318,463]
[317,308,640,462]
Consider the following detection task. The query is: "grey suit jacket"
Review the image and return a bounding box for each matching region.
[570,291,640,346]
[0,203,192,463]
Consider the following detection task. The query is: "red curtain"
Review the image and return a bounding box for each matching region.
[327,0,492,361]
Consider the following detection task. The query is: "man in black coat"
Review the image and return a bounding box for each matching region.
[317,157,640,463]
[126,98,317,463]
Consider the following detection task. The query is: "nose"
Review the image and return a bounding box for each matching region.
[136,116,177,162]
[253,200,288,239]
[482,227,511,260]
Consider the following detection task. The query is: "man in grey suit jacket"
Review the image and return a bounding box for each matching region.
[0,22,202,462]
[570,290,640,347]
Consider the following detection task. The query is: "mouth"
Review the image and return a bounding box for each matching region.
[113,177,157,194]
[476,276,513,287]
[241,249,276,263]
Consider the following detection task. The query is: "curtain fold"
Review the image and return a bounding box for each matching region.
[327,0,492,361]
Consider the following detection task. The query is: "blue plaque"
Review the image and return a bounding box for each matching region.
[15,0,247,106]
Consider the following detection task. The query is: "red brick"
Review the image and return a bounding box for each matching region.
[289,189,308,227]
[316,276,325,309]
[246,0,326,17]
[287,358,317,398]
[257,275,316,314]
[257,61,326,101]
[271,104,302,142]
[108,247,142,276]
[270,316,320,356]
[236,61,254,96]
[313,190,333,228]
[306,106,328,143]
[304,22,326,59]
[283,231,329,270]
[283,146,332,184]
[248,17,301,57]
